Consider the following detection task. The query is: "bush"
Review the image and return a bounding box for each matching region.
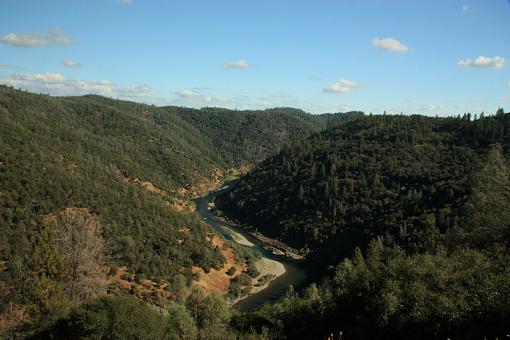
[33,296,167,339]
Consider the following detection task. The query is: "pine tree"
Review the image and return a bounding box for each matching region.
[462,144,510,248]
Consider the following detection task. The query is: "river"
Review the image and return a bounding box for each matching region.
[194,181,310,311]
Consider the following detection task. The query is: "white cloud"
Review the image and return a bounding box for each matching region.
[61,60,82,68]
[458,56,505,69]
[1,33,46,47]
[176,89,201,99]
[174,88,233,106]
[0,27,72,47]
[118,0,132,3]
[221,59,251,69]
[462,4,470,11]
[372,37,410,52]
[155,88,328,113]
[0,71,324,112]
[323,79,360,94]
[12,72,66,82]
[116,84,151,95]
[203,95,230,104]
[0,71,152,100]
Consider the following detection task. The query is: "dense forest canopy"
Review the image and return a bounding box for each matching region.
[0,85,329,278]
[215,111,510,338]
[218,112,510,267]
[172,106,325,166]
[0,86,333,334]
[1,86,509,339]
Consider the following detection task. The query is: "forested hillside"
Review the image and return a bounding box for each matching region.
[2,85,508,339]
[219,112,510,266]
[173,107,325,166]
[215,111,510,338]
[0,86,326,335]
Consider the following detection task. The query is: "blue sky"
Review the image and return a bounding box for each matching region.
[1,0,509,115]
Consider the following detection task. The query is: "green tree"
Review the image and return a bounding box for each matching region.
[461,144,510,248]
[165,303,198,340]
[197,293,232,340]
[34,296,167,339]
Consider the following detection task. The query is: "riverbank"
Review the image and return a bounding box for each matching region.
[211,205,304,260]
[199,196,288,300]
[230,256,286,305]
[194,181,309,310]
[250,257,286,294]
[223,226,254,248]
[220,227,287,303]
[250,231,304,260]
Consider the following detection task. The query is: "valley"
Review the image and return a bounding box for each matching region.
[194,183,310,311]
[0,86,509,339]
[1,2,509,338]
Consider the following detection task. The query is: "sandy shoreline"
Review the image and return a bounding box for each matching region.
[204,201,287,304]
[249,257,286,294]
[230,257,286,305]
[224,228,286,304]
[223,226,255,248]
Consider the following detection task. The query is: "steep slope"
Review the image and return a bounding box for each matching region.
[0,87,223,285]
[0,86,328,289]
[173,107,326,166]
[217,113,510,267]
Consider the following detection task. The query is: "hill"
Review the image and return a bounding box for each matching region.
[217,112,510,267]
[0,86,329,329]
[173,106,325,167]
[4,86,508,338]
[215,112,510,338]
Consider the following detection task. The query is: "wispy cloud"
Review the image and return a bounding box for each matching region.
[221,59,251,69]
[462,4,470,11]
[507,80,510,88]
[174,88,232,106]
[0,27,72,47]
[340,105,353,112]
[323,79,360,94]
[0,64,23,71]
[61,60,82,68]
[0,71,325,113]
[0,71,151,100]
[118,0,132,4]
[0,64,16,69]
[372,37,410,52]
[176,89,201,99]
[421,104,442,112]
[191,86,213,91]
[203,95,231,104]
[458,56,505,69]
